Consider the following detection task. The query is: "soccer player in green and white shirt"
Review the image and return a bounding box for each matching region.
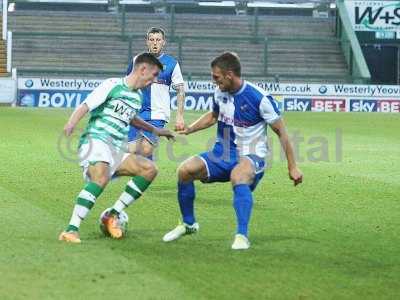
[59,53,174,243]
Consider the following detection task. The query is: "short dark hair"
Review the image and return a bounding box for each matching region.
[146,27,166,39]
[134,52,164,71]
[211,52,241,77]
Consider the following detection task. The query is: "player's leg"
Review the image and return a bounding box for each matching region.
[230,155,265,250]
[128,120,165,160]
[59,162,110,243]
[127,139,141,155]
[135,138,155,159]
[113,153,158,211]
[162,156,208,242]
[102,154,158,238]
[59,139,114,243]
[177,156,208,224]
[127,123,144,154]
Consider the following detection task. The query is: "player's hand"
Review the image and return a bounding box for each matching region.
[289,167,303,186]
[156,128,176,141]
[174,116,185,132]
[175,126,192,135]
[64,123,75,137]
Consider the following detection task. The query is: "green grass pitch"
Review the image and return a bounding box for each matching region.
[0,107,399,300]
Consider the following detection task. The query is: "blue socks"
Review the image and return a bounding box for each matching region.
[177,181,253,235]
[178,181,196,225]
[233,184,253,237]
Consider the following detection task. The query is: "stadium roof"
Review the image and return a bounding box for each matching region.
[16,0,336,9]
[119,0,334,8]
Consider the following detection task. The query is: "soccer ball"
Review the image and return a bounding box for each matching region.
[99,208,129,237]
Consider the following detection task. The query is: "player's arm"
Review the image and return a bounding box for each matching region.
[179,90,219,135]
[270,119,303,186]
[260,95,302,186]
[131,116,175,140]
[180,111,218,135]
[64,78,115,136]
[64,103,89,136]
[174,83,185,131]
[171,63,185,131]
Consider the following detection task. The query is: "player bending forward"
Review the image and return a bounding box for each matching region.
[59,53,174,243]
[163,52,303,250]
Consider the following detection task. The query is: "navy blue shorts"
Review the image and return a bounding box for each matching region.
[128,119,166,145]
[198,151,265,191]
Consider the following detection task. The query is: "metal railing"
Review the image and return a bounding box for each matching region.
[7,31,12,73]
[335,0,370,83]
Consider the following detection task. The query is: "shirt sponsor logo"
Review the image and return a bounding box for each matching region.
[219,113,234,125]
[110,100,136,123]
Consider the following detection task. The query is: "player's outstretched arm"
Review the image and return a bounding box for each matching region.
[64,103,89,136]
[178,111,218,135]
[131,116,175,140]
[64,78,116,136]
[270,119,303,186]
[174,84,186,131]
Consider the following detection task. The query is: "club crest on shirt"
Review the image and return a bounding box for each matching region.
[240,104,248,112]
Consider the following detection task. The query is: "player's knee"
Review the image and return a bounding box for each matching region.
[88,166,109,188]
[177,163,193,182]
[230,170,252,186]
[139,142,154,158]
[128,143,136,154]
[230,172,241,185]
[91,174,109,188]
[141,160,158,180]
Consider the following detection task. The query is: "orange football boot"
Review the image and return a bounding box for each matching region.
[101,213,123,239]
[58,231,81,243]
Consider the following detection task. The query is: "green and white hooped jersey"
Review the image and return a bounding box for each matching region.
[79,77,142,149]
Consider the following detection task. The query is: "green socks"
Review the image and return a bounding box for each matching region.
[66,182,103,232]
[110,176,152,215]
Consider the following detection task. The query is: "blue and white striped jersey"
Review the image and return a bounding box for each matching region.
[126,53,184,122]
[213,81,281,159]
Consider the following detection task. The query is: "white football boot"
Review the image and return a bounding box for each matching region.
[231,234,250,250]
[162,222,199,242]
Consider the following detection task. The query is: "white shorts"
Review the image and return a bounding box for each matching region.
[78,139,130,182]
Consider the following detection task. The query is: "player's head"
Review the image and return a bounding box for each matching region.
[132,52,164,88]
[146,27,166,56]
[211,52,241,92]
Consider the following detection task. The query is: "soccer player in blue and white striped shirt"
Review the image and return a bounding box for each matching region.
[127,27,185,159]
[163,52,303,250]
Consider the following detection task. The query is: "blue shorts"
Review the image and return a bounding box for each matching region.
[198,151,265,191]
[128,119,166,145]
